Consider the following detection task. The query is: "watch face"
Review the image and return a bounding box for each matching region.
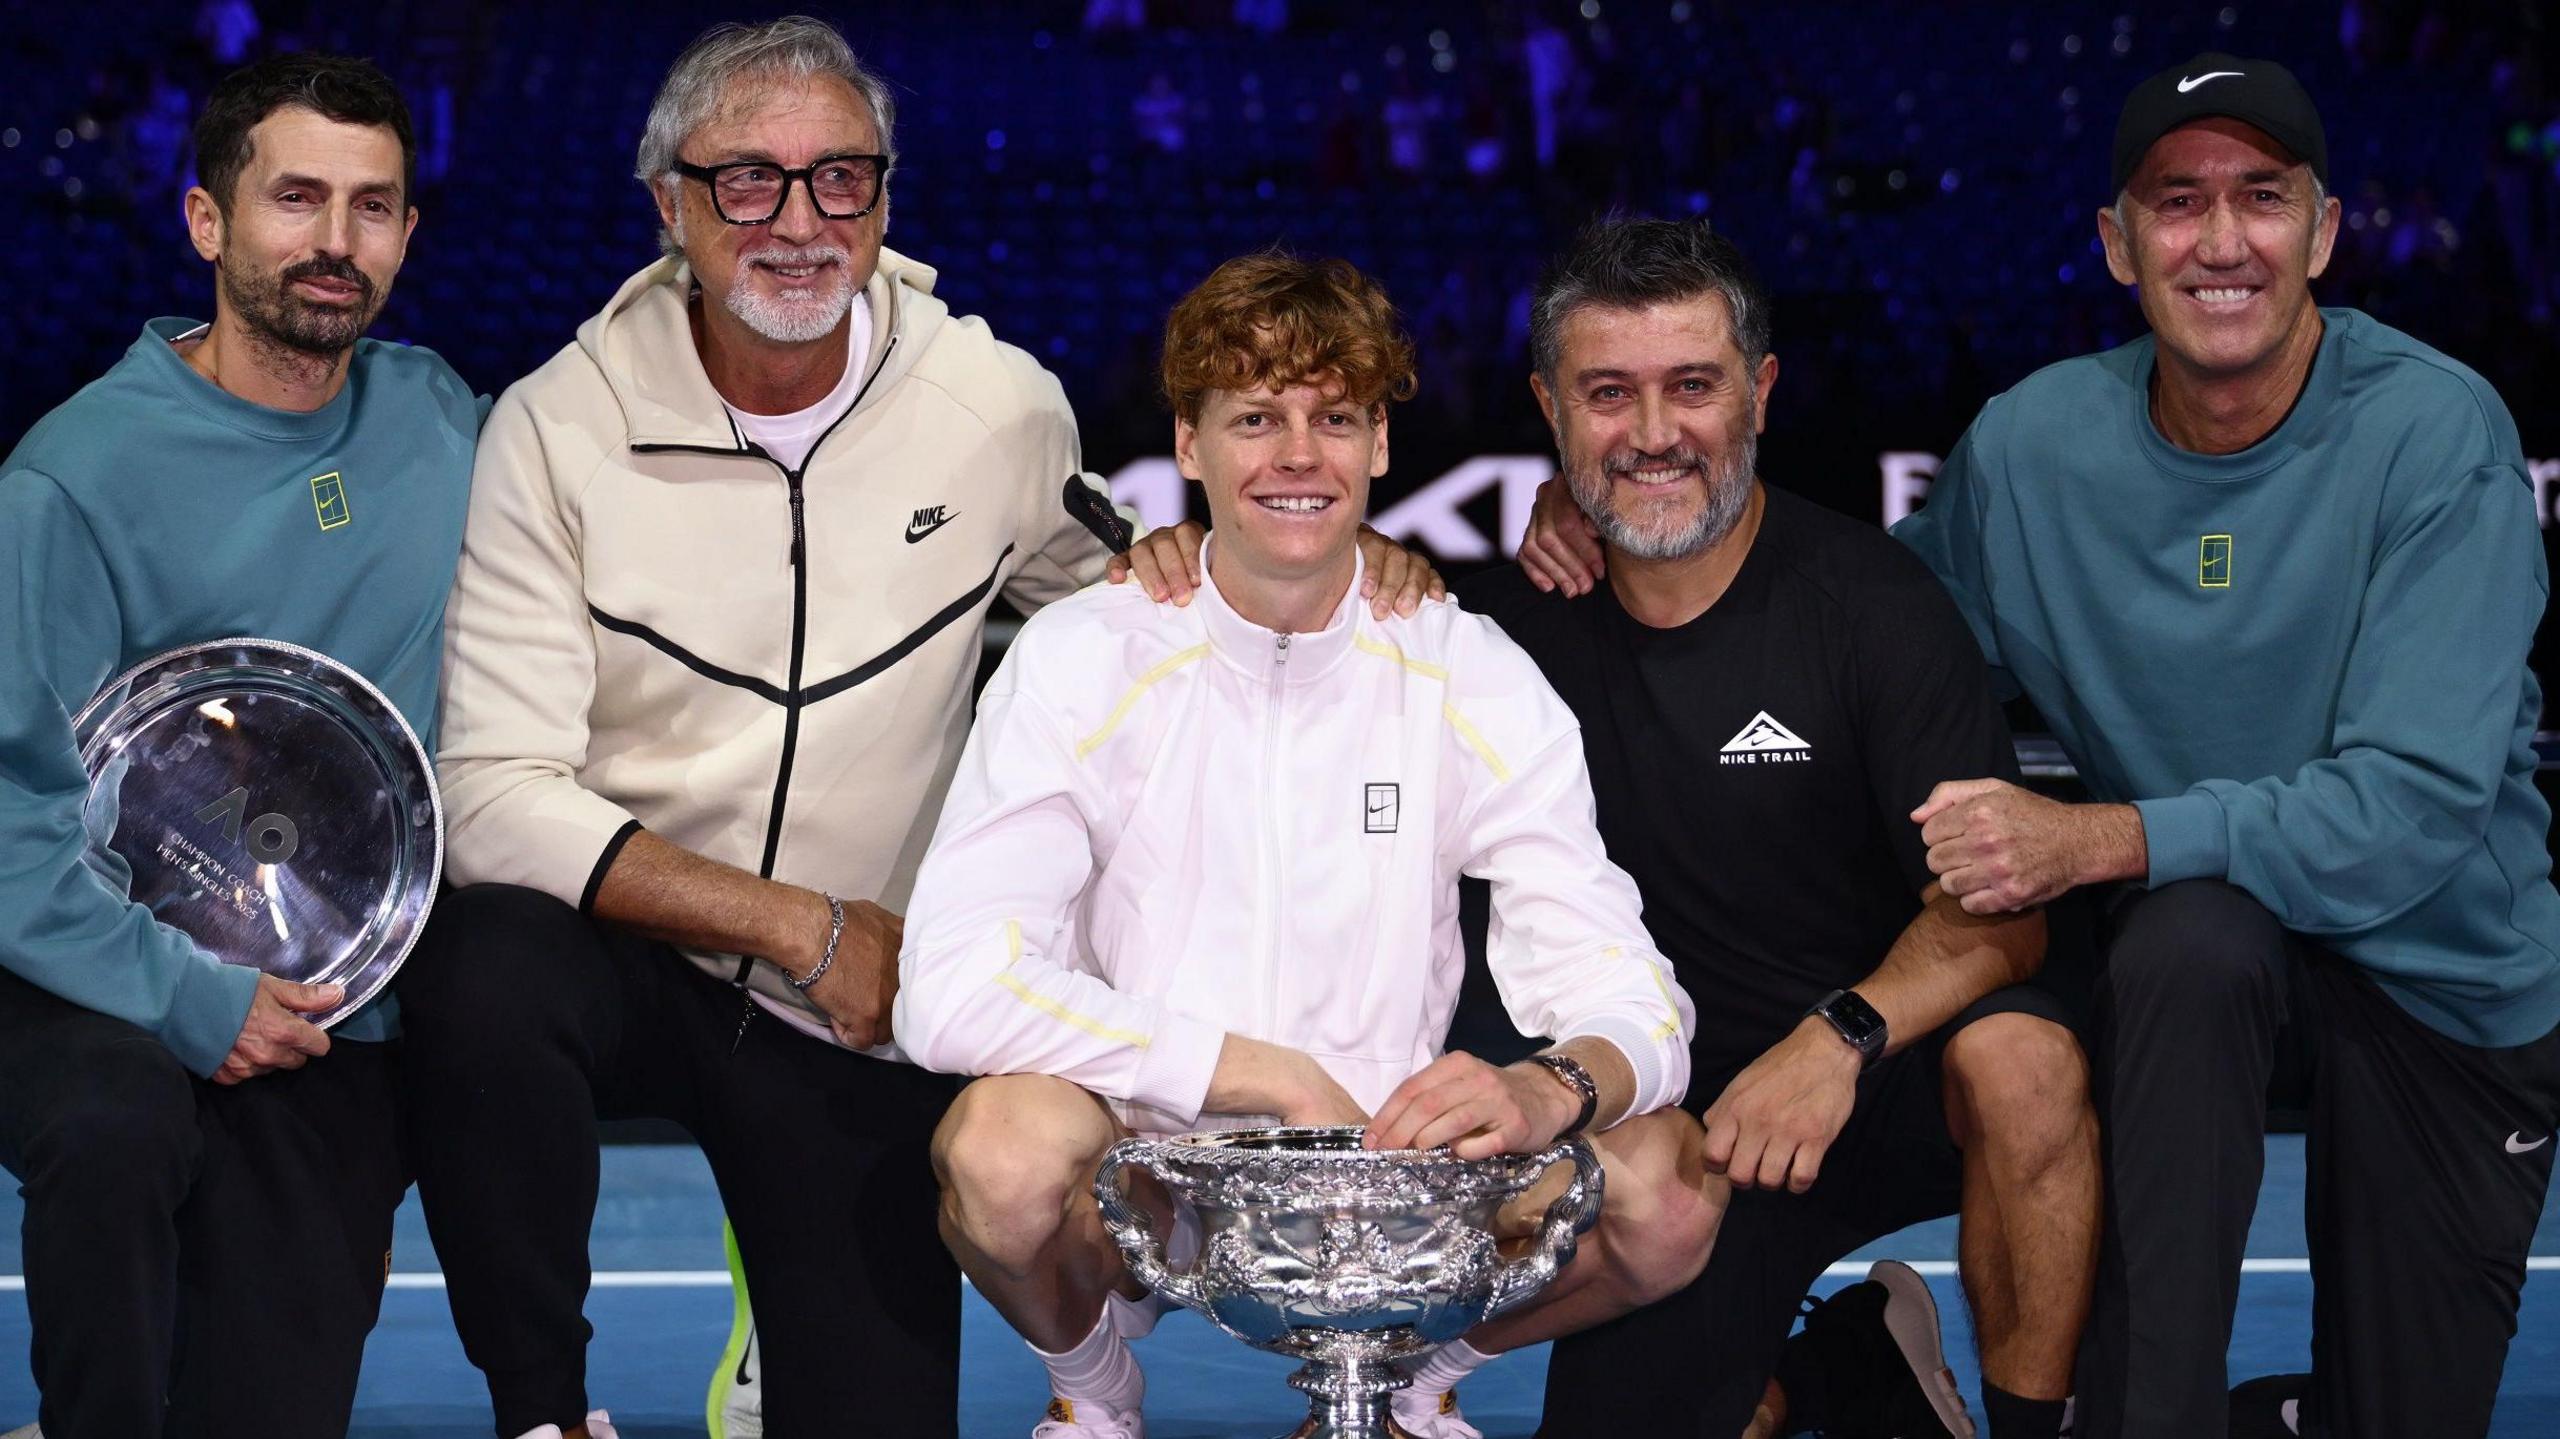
[1823,991,1888,1054]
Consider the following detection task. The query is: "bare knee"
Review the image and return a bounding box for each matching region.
[931,1074,1118,1274]
[1943,1013,2091,1162]
[1590,1108,1724,1304]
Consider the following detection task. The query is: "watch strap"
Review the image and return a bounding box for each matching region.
[1528,1052,1600,1136]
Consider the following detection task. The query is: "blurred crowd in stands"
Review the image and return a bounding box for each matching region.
[2,0,2554,468]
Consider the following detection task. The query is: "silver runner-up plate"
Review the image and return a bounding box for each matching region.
[72,638,442,1030]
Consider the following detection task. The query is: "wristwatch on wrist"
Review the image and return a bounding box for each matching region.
[1806,988,1888,1068]
[1527,1052,1600,1136]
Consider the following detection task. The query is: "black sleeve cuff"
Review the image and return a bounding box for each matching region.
[578,819,645,916]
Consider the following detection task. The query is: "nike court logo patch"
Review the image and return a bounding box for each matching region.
[2509,1132,2551,1155]
[905,505,956,543]
[2177,71,2244,92]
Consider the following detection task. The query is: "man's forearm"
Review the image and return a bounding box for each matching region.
[2073,801,2149,887]
[1206,1033,1321,1116]
[1852,884,2045,1057]
[589,828,829,977]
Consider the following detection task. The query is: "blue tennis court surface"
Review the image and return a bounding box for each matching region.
[4,1137,2553,1435]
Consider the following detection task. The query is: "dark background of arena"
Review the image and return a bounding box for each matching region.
[6,0,2558,680]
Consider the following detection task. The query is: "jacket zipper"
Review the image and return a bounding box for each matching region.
[630,331,899,1048]
[743,333,897,881]
[1259,633,1290,1050]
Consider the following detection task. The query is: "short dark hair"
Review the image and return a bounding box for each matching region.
[193,53,416,213]
[1529,216,1773,384]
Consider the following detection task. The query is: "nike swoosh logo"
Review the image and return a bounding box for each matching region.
[2509,1132,2552,1154]
[2177,71,2243,92]
[905,514,955,543]
[1367,802,1394,816]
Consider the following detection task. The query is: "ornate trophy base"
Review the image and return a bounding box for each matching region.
[1280,1353,1409,1439]
[1093,1126,1605,1439]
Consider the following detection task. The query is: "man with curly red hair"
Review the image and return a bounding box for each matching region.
[893,251,1722,1439]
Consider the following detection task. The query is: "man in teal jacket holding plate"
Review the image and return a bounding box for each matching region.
[0,53,477,1439]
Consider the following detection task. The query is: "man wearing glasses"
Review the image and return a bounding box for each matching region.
[396,17,1433,1439]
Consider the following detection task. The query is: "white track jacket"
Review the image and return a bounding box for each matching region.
[895,553,1695,1133]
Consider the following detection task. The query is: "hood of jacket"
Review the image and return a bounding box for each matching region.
[573,245,949,450]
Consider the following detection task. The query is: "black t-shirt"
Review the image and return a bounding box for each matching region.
[1458,486,2020,1089]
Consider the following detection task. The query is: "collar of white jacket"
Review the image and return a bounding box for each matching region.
[1192,533,1373,681]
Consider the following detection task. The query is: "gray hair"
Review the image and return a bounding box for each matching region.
[1530,215,1772,386]
[636,16,898,255]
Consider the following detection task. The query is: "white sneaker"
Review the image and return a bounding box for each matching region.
[3,1423,40,1439]
[1388,1386,1484,1439]
[512,1410,618,1439]
[1032,1396,1145,1438]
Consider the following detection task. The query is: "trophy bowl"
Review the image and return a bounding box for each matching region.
[1096,1124,1603,1439]
[71,638,442,1030]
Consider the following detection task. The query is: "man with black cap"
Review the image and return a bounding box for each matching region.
[1890,52,2560,1439]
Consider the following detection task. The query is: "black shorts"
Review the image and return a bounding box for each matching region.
[1538,982,2078,1438]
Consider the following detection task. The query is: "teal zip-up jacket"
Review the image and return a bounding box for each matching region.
[0,319,479,1073]
[1897,308,2560,1048]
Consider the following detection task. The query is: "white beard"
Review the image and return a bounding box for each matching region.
[724,244,856,344]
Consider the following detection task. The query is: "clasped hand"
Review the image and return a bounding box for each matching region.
[1915,778,2141,915]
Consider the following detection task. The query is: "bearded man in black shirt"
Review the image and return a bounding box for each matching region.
[1463,217,2100,1439]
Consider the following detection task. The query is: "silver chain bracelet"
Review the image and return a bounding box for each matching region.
[789,893,847,993]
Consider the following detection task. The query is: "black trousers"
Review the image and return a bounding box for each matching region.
[0,966,405,1439]
[2074,880,2560,1439]
[1538,983,2076,1437]
[397,884,962,1439]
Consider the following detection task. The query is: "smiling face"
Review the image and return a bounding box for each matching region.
[2100,117,2339,382]
[1532,291,1775,562]
[187,106,414,356]
[656,72,885,346]
[1176,380,1386,589]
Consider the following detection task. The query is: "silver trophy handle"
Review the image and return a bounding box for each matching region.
[1093,1140,1211,1312]
[1483,1134,1605,1319]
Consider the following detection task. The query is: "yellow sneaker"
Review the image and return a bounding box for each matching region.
[706,1219,761,1439]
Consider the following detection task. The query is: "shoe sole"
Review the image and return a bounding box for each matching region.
[1867,1260,1977,1439]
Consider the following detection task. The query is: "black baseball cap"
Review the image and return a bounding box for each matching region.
[2111,52,2328,195]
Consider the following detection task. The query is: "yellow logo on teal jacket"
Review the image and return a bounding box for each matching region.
[311,472,350,531]
[2199,533,2232,588]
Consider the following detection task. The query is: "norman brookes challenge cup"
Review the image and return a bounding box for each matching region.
[1095,1124,1604,1439]
[72,638,442,1030]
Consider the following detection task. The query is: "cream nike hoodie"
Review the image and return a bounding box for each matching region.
[438,250,1115,1033]
[896,548,1695,1133]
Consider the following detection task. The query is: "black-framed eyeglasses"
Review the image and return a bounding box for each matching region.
[673,154,886,225]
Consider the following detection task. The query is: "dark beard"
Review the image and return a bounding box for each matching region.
[218,251,383,357]
[1563,426,1758,562]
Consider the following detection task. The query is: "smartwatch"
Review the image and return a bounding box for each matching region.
[1806,988,1888,1067]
